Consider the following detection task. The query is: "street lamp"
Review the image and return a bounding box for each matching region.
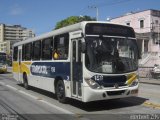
[88,6,99,21]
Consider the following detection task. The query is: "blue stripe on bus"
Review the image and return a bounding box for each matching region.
[30,62,70,80]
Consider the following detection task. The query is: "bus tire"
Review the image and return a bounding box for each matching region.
[23,74,29,90]
[55,80,67,103]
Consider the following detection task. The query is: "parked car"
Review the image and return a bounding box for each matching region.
[151,64,160,79]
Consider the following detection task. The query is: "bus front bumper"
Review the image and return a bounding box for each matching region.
[83,85,139,102]
[0,68,7,73]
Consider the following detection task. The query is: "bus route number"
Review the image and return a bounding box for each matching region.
[94,75,103,81]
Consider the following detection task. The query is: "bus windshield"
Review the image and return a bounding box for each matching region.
[85,36,139,74]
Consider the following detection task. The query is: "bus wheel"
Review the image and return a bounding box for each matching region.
[56,80,67,103]
[23,74,29,90]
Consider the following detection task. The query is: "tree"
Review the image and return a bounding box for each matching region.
[54,16,96,29]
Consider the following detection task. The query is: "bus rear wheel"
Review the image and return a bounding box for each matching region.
[56,80,67,103]
[23,74,29,90]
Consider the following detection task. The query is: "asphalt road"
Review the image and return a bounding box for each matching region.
[0,73,160,120]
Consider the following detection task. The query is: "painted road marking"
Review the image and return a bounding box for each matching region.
[143,101,160,109]
[1,81,160,112]
[19,90,38,99]
[0,82,90,119]
[0,81,6,86]
[40,100,74,114]
[0,82,91,120]
[36,97,43,100]
[120,97,160,110]
[128,99,160,110]
[0,82,75,115]
[6,85,18,91]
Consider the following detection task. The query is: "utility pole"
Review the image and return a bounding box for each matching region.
[88,6,99,21]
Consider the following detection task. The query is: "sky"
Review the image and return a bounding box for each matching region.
[0,0,160,35]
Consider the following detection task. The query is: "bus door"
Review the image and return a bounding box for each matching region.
[71,39,82,98]
[18,46,22,82]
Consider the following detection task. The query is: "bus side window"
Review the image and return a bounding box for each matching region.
[42,37,53,60]
[22,45,25,61]
[78,40,82,62]
[33,41,41,60]
[54,33,69,60]
[13,47,18,61]
[25,43,32,61]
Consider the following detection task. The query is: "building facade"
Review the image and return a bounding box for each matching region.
[0,24,35,54]
[110,9,160,66]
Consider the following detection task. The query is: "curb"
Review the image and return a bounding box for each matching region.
[139,81,160,85]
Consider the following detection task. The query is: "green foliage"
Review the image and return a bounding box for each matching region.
[54,16,96,29]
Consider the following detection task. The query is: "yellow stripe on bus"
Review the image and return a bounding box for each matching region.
[126,73,137,85]
[21,62,31,74]
[12,61,31,75]
[12,61,19,72]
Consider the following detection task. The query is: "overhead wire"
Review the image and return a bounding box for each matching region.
[74,0,133,16]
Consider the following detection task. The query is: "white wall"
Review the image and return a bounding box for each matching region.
[152,16,160,33]
[0,24,4,42]
[111,10,151,33]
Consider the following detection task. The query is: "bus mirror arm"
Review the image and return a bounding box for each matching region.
[137,45,141,59]
[138,51,142,59]
[81,42,86,53]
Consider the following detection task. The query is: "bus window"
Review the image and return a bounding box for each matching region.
[78,40,82,62]
[25,43,32,61]
[22,45,25,61]
[33,41,41,60]
[42,37,53,60]
[54,33,69,60]
[13,47,18,61]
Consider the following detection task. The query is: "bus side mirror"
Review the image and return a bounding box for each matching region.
[81,42,86,53]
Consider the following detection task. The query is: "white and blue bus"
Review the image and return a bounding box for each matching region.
[12,21,140,103]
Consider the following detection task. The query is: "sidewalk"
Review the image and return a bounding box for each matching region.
[139,78,160,85]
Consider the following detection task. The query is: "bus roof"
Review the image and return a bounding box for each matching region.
[13,21,134,47]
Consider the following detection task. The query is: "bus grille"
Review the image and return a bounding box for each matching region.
[107,90,126,96]
[102,75,127,88]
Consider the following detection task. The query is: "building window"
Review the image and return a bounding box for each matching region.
[140,20,144,28]
[125,21,131,26]
[42,37,53,60]
[155,20,159,25]
[126,22,130,26]
[33,40,41,60]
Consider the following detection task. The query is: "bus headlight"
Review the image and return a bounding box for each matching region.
[129,79,139,87]
[85,79,102,89]
[2,65,7,69]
